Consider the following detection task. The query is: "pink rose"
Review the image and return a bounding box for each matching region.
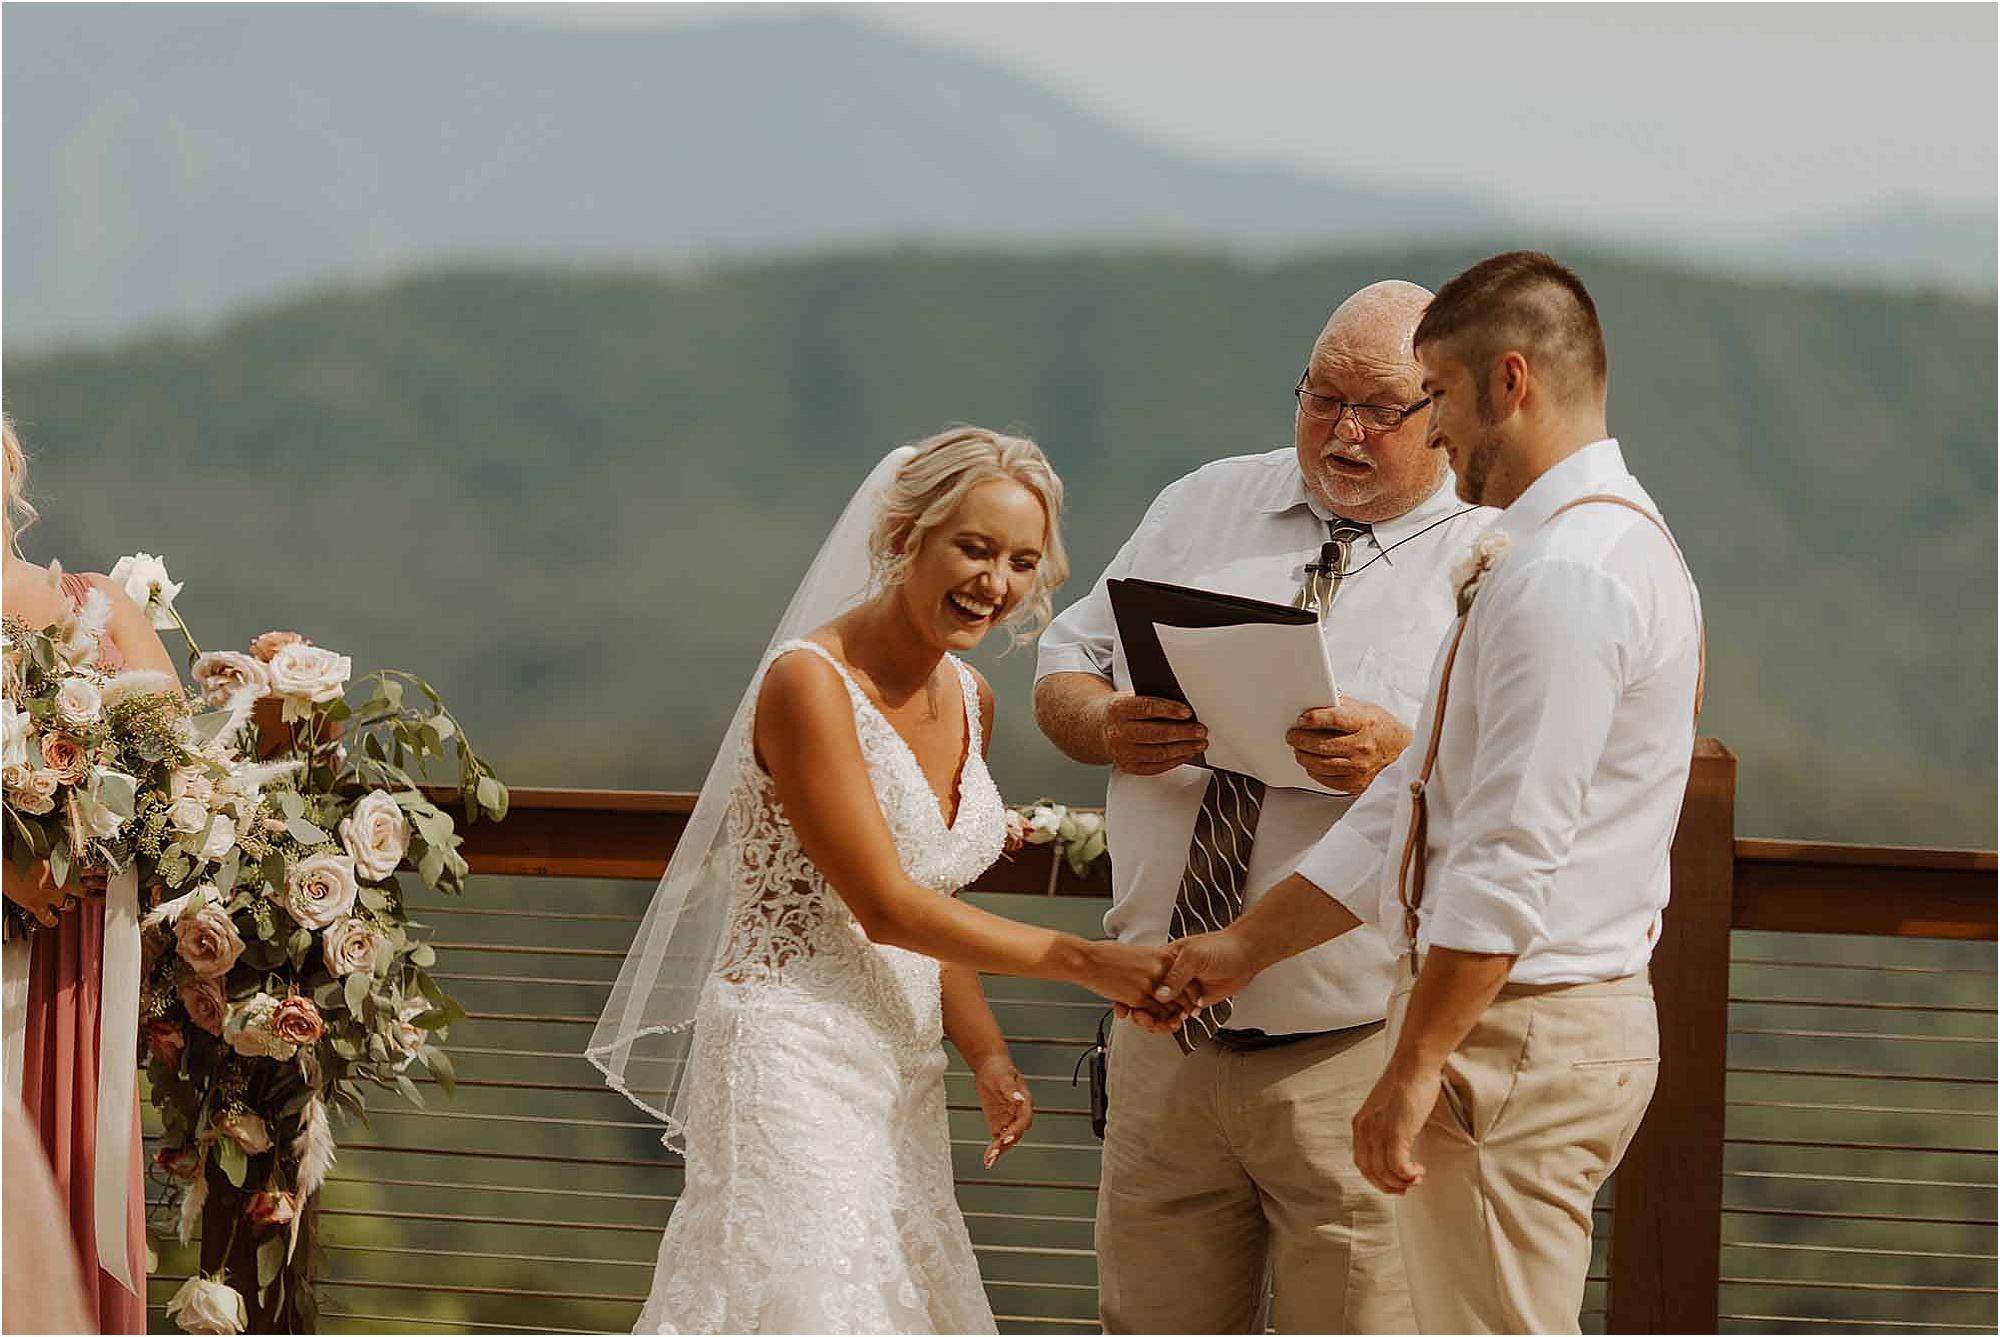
[213,1108,272,1156]
[270,995,325,1048]
[246,1191,297,1227]
[179,977,228,1035]
[37,733,89,785]
[191,651,273,708]
[247,631,306,664]
[321,917,385,978]
[283,853,358,930]
[174,899,245,978]
[144,1019,187,1068]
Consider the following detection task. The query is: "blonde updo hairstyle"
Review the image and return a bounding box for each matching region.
[867,426,1070,644]
[3,415,36,551]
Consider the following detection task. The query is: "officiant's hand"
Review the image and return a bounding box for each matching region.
[1101,692,1208,776]
[1288,697,1410,793]
[1352,1060,1438,1195]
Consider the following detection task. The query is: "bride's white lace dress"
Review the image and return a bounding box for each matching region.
[636,639,1006,1335]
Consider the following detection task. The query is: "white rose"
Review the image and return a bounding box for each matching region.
[108,553,184,632]
[78,793,126,841]
[221,993,297,1062]
[190,652,272,708]
[1070,811,1105,839]
[15,769,60,815]
[321,916,387,978]
[339,790,409,881]
[283,853,359,929]
[1023,805,1066,845]
[390,995,431,1070]
[165,1275,246,1335]
[1,703,29,769]
[199,817,236,861]
[169,795,211,835]
[170,767,215,805]
[266,643,352,723]
[54,677,102,727]
[1,761,33,795]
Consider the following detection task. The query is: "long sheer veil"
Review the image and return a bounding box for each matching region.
[586,446,917,1148]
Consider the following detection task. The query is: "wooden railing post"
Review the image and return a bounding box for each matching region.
[1608,739,1735,1333]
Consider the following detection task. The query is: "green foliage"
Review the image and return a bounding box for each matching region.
[4,249,1992,845]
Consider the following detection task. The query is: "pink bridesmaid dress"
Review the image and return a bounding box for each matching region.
[17,570,146,1334]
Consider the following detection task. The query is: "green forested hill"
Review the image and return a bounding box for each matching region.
[5,248,1992,845]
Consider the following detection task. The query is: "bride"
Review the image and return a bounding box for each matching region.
[589,428,1172,1334]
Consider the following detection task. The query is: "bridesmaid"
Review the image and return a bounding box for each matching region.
[2,418,178,1333]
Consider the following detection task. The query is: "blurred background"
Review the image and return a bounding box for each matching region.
[2,4,1993,1333]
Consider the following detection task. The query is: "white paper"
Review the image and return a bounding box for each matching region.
[1154,620,1344,794]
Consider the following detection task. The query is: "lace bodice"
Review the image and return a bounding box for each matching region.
[640,639,1007,1333]
[712,640,1006,990]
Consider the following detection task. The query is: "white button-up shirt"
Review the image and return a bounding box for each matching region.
[1295,440,1703,984]
[1036,448,1493,1032]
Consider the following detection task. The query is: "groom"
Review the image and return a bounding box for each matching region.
[1154,251,1704,1334]
[1034,280,1490,1333]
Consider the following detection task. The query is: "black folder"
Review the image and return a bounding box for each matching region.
[1107,577,1316,708]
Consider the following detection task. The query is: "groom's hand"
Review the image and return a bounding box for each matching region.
[1352,1060,1439,1195]
[1134,930,1263,1030]
[1101,692,1209,776]
[1288,696,1410,794]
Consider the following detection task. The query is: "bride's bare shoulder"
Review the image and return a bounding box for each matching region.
[753,643,862,769]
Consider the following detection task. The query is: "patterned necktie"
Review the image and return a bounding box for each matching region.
[1295,518,1372,618]
[1169,519,1370,1053]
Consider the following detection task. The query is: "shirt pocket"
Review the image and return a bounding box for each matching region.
[1353,644,1437,729]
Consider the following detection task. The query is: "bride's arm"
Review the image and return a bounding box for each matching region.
[755,651,1167,1007]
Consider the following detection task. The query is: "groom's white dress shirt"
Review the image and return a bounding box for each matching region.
[1037,449,1491,1033]
[1295,439,1703,984]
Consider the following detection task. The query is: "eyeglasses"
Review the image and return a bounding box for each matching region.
[1294,372,1431,433]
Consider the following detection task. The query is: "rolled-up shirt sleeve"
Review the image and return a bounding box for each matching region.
[1292,741,1413,927]
[1419,558,1636,958]
[1035,486,1178,684]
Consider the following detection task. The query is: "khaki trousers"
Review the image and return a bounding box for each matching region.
[1096,1018,1415,1334]
[1388,962,1659,1335]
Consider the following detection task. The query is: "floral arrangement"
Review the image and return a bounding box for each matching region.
[43,554,506,1333]
[1005,800,1108,877]
[1450,528,1513,616]
[1,565,191,930]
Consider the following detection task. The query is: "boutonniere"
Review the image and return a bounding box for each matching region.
[1450,529,1513,616]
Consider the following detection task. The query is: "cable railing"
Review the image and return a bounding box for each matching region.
[143,739,1996,1334]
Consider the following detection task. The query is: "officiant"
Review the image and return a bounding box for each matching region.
[1033,280,1490,1334]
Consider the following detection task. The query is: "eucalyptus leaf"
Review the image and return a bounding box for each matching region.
[276,791,305,821]
[344,971,370,1018]
[217,1138,248,1188]
[257,1235,284,1291]
[475,775,508,821]
[392,1072,425,1108]
[215,849,240,895]
[409,943,436,968]
[285,817,330,845]
[47,842,71,890]
[423,1046,456,1098]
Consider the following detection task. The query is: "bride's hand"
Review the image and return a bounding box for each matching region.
[1075,939,1174,1010]
[972,1053,1033,1168]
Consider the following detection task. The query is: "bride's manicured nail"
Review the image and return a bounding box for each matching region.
[1010,1091,1027,1103]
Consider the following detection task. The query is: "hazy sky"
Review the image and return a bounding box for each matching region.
[500,2,1997,241]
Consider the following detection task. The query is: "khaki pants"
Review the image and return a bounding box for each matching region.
[1388,963,1659,1334]
[1096,1018,1415,1334]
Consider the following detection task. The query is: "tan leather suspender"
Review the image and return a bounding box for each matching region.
[1394,494,1706,956]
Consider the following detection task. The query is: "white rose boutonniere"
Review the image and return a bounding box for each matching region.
[1451,529,1514,616]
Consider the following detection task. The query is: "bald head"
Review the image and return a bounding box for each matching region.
[1310,280,1434,386]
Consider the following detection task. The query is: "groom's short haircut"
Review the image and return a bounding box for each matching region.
[1414,251,1607,405]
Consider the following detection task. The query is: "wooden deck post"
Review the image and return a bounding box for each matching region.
[1607,739,1736,1333]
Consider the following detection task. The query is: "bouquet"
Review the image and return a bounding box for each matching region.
[2,562,191,931]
